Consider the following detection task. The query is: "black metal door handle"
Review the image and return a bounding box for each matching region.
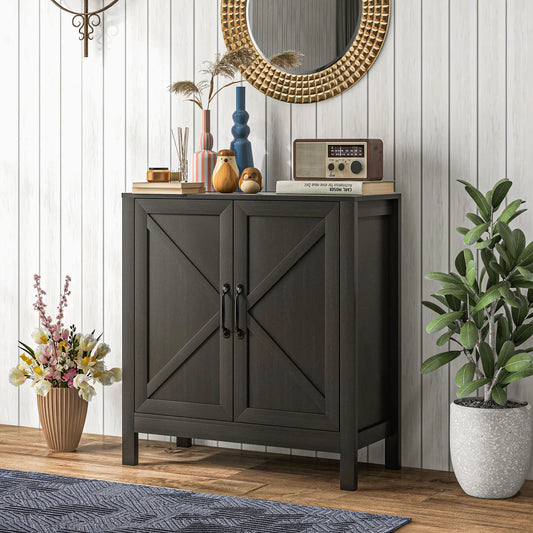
[221,283,231,338]
[235,284,245,339]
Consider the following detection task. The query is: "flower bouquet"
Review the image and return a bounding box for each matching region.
[9,274,121,451]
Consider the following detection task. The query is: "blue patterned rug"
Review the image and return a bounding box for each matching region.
[0,468,410,532]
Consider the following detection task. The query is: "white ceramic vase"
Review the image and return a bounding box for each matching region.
[450,400,532,499]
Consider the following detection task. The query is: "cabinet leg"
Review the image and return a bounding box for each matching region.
[122,432,139,465]
[385,433,401,470]
[176,437,192,448]
[340,451,358,491]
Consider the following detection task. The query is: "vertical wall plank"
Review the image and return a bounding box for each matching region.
[81,1,104,434]
[125,0,148,191]
[421,0,450,472]
[265,99,292,191]
[0,0,19,426]
[39,1,61,332]
[342,75,369,464]
[395,0,423,469]
[19,0,41,428]
[102,0,126,438]
[171,0,195,172]
[507,0,533,479]
[449,1,478,468]
[367,5,396,465]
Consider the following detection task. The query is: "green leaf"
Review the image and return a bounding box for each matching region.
[481,249,499,284]
[508,208,527,223]
[456,226,469,236]
[436,288,468,302]
[491,386,507,406]
[517,266,533,280]
[496,221,517,259]
[422,300,447,315]
[505,353,533,373]
[466,212,485,226]
[466,260,477,286]
[514,229,526,257]
[457,378,491,398]
[513,323,533,345]
[462,183,491,221]
[518,242,533,265]
[498,199,524,223]
[491,179,512,209]
[511,294,528,326]
[421,351,462,374]
[426,311,464,334]
[460,321,478,349]
[455,362,476,387]
[471,282,510,314]
[495,243,511,269]
[432,294,451,308]
[455,249,474,277]
[425,272,463,285]
[489,260,506,278]
[437,330,455,347]
[500,367,533,385]
[474,240,492,250]
[464,223,490,246]
[445,294,462,312]
[496,340,515,369]
[479,341,495,378]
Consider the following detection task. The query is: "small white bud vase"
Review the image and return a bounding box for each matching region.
[450,400,532,499]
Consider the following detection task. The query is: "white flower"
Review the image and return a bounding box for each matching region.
[97,372,113,386]
[95,343,110,359]
[34,380,51,396]
[79,334,97,353]
[31,329,48,345]
[55,364,63,372]
[109,368,122,383]
[9,367,26,386]
[73,373,89,389]
[79,384,96,402]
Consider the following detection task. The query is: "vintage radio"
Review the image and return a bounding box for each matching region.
[293,139,383,181]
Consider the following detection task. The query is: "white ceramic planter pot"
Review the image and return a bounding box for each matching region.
[450,399,532,499]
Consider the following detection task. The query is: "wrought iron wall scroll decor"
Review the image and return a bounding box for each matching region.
[50,0,120,57]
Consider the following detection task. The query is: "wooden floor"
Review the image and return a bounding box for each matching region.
[0,425,531,532]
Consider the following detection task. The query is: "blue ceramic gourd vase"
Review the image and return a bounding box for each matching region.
[230,86,253,176]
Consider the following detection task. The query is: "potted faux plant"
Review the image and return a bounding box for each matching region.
[422,179,533,499]
[9,274,121,452]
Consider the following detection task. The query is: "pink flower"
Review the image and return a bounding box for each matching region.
[43,344,54,358]
[62,329,69,341]
[39,353,48,364]
[52,331,60,342]
[62,368,77,382]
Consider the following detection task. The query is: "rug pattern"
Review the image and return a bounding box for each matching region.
[0,468,411,532]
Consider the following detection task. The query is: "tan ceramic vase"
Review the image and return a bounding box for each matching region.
[37,388,88,452]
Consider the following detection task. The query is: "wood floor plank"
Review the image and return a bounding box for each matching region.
[0,425,531,532]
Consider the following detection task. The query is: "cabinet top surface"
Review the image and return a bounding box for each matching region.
[122,192,401,202]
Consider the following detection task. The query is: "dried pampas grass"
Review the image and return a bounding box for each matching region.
[269,50,304,70]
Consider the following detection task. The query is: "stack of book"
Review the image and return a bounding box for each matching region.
[276,180,394,196]
[132,181,205,194]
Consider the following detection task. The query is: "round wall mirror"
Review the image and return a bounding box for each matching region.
[247,0,362,76]
[221,0,390,104]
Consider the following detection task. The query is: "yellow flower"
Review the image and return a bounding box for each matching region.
[33,366,43,376]
[58,342,66,351]
[20,354,32,365]
[82,356,90,367]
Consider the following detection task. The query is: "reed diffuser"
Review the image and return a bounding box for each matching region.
[171,127,189,182]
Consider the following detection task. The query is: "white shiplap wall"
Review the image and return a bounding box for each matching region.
[1,0,533,478]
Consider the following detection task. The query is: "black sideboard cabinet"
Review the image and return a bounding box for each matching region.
[122,192,401,490]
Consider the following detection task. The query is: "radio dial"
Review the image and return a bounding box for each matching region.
[351,161,363,175]
[338,163,345,171]
[328,163,335,171]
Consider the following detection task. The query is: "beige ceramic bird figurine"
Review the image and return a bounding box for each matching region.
[239,167,264,194]
[212,150,239,193]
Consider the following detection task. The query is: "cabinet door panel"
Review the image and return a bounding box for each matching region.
[234,201,339,430]
[134,199,233,420]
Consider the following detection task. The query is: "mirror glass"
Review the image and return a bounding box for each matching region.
[247,0,362,75]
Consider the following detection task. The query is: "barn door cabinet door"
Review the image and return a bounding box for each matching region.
[134,199,233,420]
[233,200,340,431]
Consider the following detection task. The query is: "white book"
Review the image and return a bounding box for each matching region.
[275,180,394,196]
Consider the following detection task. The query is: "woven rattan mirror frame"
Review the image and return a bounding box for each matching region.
[220,0,390,104]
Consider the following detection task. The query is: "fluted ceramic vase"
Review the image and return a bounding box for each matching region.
[192,110,217,191]
[230,86,254,176]
[37,388,88,452]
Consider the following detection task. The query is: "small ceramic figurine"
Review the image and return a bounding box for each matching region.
[239,167,264,194]
[212,149,240,193]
